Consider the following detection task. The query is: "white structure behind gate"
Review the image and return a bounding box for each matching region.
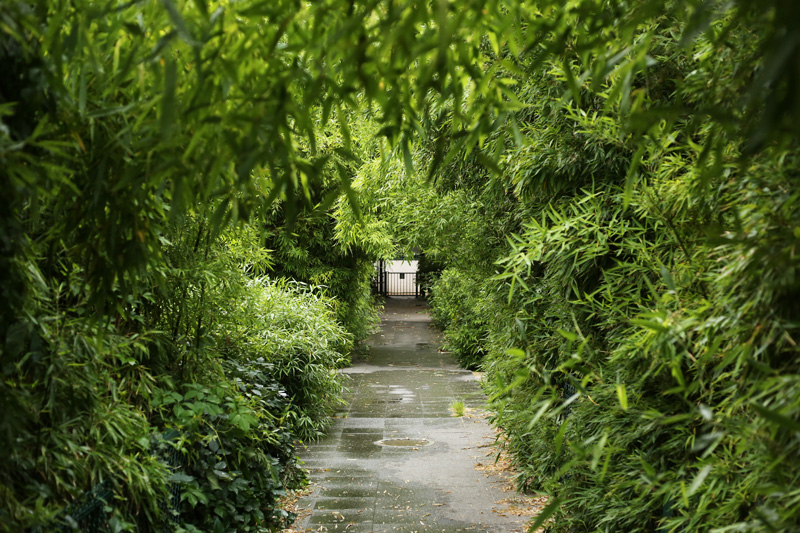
[375,260,419,296]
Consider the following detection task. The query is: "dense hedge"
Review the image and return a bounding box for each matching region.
[266,212,380,344]
[470,11,800,533]
[428,268,488,370]
[482,157,800,530]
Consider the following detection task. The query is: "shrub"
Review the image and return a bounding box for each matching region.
[487,167,800,531]
[217,278,351,440]
[156,362,301,532]
[429,268,490,370]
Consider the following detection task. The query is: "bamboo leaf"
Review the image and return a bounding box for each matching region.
[160,58,177,138]
[623,144,646,208]
[752,403,800,432]
[161,0,198,46]
[554,419,569,455]
[616,383,628,411]
[688,465,712,497]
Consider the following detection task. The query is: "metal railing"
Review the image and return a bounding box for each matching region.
[375,271,419,296]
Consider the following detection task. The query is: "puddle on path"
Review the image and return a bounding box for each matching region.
[375,438,433,447]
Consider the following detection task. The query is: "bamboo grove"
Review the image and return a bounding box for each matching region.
[2,0,800,531]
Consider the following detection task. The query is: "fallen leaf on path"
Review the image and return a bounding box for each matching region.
[277,484,314,532]
[471,428,554,532]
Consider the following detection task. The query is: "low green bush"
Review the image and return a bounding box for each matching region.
[1,226,351,531]
[217,278,351,441]
[157,362,300,532]
[429,268,490,370]
[142,275,350,532]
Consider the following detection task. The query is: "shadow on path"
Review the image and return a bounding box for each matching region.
[294,297,529,532]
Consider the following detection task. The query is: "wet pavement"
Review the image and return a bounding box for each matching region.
[294,297,529,532]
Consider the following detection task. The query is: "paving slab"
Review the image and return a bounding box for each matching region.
[294,297,528,532]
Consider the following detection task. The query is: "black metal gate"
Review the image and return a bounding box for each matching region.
[374,261,420,296]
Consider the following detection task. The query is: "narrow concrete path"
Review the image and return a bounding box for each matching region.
[294,298,528,532]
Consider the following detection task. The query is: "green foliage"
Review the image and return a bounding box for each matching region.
[429,268,489,370]
[0,213,349,530]
[486,157,800,530]
[4,0,800,531]
[266,212,380,343]
[157,363,299,531]
[218,278,351,440]
[482,5,800,531]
